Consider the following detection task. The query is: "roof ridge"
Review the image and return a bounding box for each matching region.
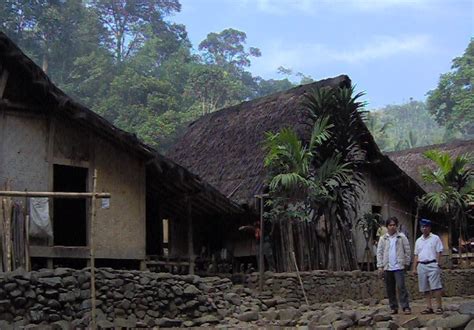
[187,74,351,127]
[386,138,474,156]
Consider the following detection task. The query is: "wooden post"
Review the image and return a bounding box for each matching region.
[413,204,419,255]
[25,215,30,272]
[255,194,268,291]
[186,196,195,275]
[90,169,98,330]
[258,196,264,292]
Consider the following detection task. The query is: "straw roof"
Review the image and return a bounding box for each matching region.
[387,139,474,193]
[0,31,242,217]
[168,76,425,207]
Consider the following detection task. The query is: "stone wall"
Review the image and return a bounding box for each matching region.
[0,267,473,327]
[244,269,474,304]
[0,268,237,327]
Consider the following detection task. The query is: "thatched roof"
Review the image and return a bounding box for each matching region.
[387,139,474,193]
[168,76,425,207]
[0,31,242,217]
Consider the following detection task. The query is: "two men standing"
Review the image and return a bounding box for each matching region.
[376,217,444,315]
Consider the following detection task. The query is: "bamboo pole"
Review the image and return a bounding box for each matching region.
[90,169,98,330]
[0,191,110,198]
[25,215,30,271]
[2,197,12,272]
[291,251,309,305]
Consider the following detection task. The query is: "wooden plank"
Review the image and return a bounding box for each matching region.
[29,245,90,258]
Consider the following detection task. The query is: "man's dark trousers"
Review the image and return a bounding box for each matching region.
[384,270,410,311]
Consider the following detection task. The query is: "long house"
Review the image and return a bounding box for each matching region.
[0,32,243,272]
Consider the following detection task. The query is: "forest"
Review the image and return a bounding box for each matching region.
[1,1,472,151]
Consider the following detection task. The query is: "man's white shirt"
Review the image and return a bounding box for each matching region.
[388,235,401,270]
[414,233,443,261]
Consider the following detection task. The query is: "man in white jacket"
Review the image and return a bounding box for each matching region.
[377,216,411,315]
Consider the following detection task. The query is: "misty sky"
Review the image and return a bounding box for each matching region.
[175,0,473,109]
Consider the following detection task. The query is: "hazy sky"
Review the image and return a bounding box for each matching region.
[175,0,473,109]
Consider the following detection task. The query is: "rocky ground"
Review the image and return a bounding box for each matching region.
[0,267,473,328]
[2,293,473,329]
[217,294,474,329]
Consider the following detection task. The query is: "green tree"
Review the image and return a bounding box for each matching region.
[421,150,474,265]
[365,112,392,150]
[367,100,445,152]
[90,0,182,62]
[427,39,474,138]
[303,86,367,270]
[184,65,246,115]
[264,117,353,271]
[198,28,261,71]
[0,0,104,81]
[198,28,261,101]
[264,88,367,271]
[254,78,295,98]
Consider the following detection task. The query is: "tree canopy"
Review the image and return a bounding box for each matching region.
[427,39,474,138]
[1,1,465,152]
[0,1,298,150]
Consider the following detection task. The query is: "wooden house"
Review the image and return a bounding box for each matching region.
[0,32,242,272]
[387,139,474,255]
[168,76,425,269]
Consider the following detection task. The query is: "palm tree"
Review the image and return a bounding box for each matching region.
[421,149,474,266]
[302,86,367,270]
[264,87,367,271]
[264,117,337,270]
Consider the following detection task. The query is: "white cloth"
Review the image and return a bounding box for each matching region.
[414,233,443,262]
[388,235,402,270]
[29,198,53,239]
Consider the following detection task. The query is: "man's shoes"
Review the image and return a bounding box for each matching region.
[391,309,398,315]
[420,308,434,314]
[403,308,412,315]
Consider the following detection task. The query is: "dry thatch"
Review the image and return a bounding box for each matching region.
[168,76,425,207]
[0,31,242,217]
[387,139,474,193]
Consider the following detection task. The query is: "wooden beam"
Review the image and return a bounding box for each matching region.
[0,191,110,198]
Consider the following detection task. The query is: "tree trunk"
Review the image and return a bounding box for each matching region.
[287,219,295,271]
[447,212,453,268]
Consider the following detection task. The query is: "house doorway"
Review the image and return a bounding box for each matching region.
[53,164,88,246]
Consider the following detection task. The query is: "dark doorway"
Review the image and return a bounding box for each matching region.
[53,165,88,246]
[146,188,163,256]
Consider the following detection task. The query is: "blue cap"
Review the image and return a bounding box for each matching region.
[420,219,432,227]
